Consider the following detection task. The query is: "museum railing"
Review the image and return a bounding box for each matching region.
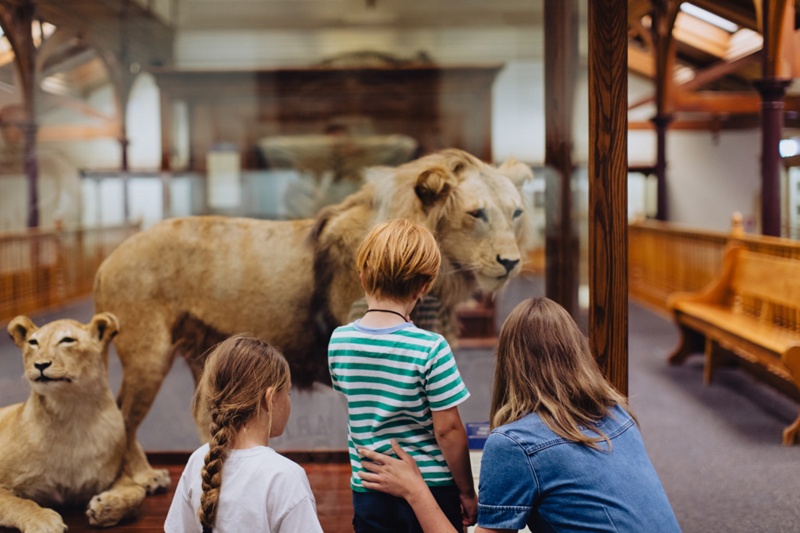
[0,222,140,324]
[629,214,800,313]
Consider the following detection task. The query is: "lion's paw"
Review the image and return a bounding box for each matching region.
[87,492,131,528]
[19,508,67,533]
[133,467,171,494]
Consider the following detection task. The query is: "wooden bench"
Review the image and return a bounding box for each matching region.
[667,244,800,445]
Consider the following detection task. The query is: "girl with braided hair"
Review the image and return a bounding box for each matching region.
[165,335,323,533]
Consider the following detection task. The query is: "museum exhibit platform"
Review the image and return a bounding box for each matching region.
[0,453,354,533]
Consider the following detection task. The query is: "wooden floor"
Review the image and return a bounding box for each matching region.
[0,453,354,533]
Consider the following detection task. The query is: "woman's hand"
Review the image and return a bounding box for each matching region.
[358,440,428,500]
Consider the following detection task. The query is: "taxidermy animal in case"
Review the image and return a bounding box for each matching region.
[0,314,149,532]
[93,147,535,491]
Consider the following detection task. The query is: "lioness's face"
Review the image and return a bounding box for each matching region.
[437,165,528,293]
[7,314,119,394]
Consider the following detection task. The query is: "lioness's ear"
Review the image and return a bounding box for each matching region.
[498,158,533,189]
[7,316,36,348]
[90,312,120,343]
[415,166,455,209]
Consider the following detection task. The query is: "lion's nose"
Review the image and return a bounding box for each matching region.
[496,255,520,274]
[34,361,52,372]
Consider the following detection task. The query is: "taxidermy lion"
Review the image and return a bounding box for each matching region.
[93,148,534,491]
[1,313,146,532]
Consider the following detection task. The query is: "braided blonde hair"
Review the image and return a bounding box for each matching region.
[194,335,290,532]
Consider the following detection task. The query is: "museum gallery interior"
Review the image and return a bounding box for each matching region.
[1,1,800,532]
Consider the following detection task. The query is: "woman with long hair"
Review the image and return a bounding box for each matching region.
[359,297,680,532]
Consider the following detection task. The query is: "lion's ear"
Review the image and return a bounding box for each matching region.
[7,316,36,348]
[498,158,534,189]
[90,313,120,343]
[414,166,456,209]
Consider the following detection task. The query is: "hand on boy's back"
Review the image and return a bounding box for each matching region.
[460,491,478,526]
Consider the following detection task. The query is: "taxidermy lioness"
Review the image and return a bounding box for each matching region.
[0,314,147,532]
[95,147,535,491]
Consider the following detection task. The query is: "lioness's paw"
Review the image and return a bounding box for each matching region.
[19,508,67,533]
[134,468,171,494]
[87,493,125,527]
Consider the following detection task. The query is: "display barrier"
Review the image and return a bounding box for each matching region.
[628,213,800,313]
[0,222,140,324]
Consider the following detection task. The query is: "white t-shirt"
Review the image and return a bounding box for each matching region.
[165,444,323,533]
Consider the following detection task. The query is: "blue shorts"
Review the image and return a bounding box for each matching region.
[352,485,462,533]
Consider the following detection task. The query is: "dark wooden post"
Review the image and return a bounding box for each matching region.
[544,0,580,317]
[588,0,628,394]
[118,0,131,173]
[159,88,174,171]
[755,0,792,236]
[755,79,790,236]
[650,0,680,221]
[651,113,672,220]
[0,1,39,228]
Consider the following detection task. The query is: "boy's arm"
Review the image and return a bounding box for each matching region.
[431,406,477,525]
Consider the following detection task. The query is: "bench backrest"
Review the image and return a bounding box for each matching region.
[729,249,800,331]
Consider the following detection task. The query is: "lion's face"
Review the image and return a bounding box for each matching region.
[368,149,533,295]
[435,161,529,293]
[7,314,119,395]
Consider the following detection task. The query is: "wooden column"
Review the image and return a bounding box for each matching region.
[544,0,579,316]
[650,0,680,221]
[159,88,174,170]
[0,1,39,228]
[651,113,672,220]
[116,0,133,173]
[756,0,793,236]
[755,79,790,236]
[588,0,628,394]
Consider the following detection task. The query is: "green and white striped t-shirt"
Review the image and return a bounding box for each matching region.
[328,321,470,492]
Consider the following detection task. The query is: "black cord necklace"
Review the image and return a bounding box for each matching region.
[364,309,408,322]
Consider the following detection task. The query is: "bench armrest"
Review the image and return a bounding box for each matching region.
[667,244,745,310]
[782,345,800,387]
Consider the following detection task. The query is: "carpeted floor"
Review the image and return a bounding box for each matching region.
[1,274,799,532]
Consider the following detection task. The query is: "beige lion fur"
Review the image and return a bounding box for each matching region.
[1,314,146,532]
[93,148,534,491]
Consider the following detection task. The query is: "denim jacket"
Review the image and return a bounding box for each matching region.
[477,404,681,532]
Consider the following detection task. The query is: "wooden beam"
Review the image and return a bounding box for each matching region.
[692,0,759,31]
[671,90,800,114]
[628,44,655,77]
[681,51,761,91]
[41,92,115,122]
[1,0,174,70]
[629,0,652,22]
[674,90,762,112]
[589,0,628,394]
[629,115,761,130]
[35,26,79,72]
[629,50,761,110]
[37,123,118,141]
[629,15,655,51]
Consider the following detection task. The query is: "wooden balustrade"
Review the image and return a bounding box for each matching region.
[629,213,800,313]
[0,222,140,324]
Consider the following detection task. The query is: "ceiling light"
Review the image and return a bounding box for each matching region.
[680,3,739,33]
